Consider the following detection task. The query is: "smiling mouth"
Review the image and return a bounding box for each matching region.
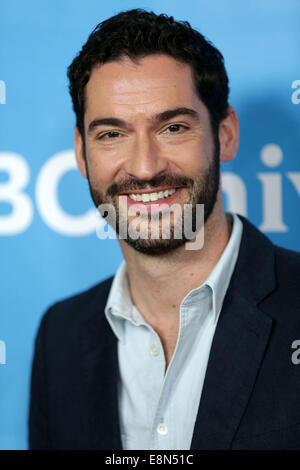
[128,188,179,202]
[118,186,185,202]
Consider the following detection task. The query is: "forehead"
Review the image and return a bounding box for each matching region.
[84,54,201,119]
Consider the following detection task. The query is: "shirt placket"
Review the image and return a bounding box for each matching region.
[147,308,188,450]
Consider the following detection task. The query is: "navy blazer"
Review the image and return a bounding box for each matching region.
[29,215,300,449]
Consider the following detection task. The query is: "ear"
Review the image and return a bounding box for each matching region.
[74,126,88,178]
[218,106,239,163]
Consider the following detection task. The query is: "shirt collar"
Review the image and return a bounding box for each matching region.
[105,211,243,340]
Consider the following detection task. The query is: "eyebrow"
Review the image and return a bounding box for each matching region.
[87,107,200,134]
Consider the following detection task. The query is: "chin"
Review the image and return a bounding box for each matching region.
[123,236,188,256]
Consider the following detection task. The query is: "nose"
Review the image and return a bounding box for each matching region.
[124,131,168,181]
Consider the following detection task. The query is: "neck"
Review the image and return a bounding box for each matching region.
[119,199,232,325]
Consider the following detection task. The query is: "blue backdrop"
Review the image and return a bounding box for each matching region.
[0,0,299,450]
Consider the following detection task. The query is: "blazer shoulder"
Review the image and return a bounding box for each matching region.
[270,244,300,311]
[41,275,114,333]
[274,244,300,274]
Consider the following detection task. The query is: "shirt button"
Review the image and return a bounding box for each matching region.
[156,422,168,435]
[150,344,159,356]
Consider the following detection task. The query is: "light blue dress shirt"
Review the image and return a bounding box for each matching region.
[104,211,243,450]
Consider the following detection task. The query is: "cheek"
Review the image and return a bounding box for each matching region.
[86,147,119,189]
[168,139,211,176]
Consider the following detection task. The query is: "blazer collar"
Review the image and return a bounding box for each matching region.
[191,214,276,449]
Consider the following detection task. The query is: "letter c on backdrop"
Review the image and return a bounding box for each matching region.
[36,150,97,236]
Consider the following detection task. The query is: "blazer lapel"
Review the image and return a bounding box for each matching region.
[81,279,122,450]
[191,215,276,449]
[190,288,273,449]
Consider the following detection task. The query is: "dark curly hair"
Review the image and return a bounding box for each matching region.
[67,8,229,142]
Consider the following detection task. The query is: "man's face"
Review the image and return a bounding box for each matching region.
[76,54,221,254]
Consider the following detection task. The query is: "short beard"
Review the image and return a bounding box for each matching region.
[86,137,220,256]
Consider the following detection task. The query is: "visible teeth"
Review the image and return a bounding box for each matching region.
[150,192,158,201]
[128,188,177,202]
[142,194,150,202]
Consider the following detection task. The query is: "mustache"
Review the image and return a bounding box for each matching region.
[106,173,194,198]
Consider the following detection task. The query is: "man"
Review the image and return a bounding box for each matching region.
[29,9,300,450]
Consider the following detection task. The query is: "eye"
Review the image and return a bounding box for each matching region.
[98,130,121,140]
[165,124,188,133]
